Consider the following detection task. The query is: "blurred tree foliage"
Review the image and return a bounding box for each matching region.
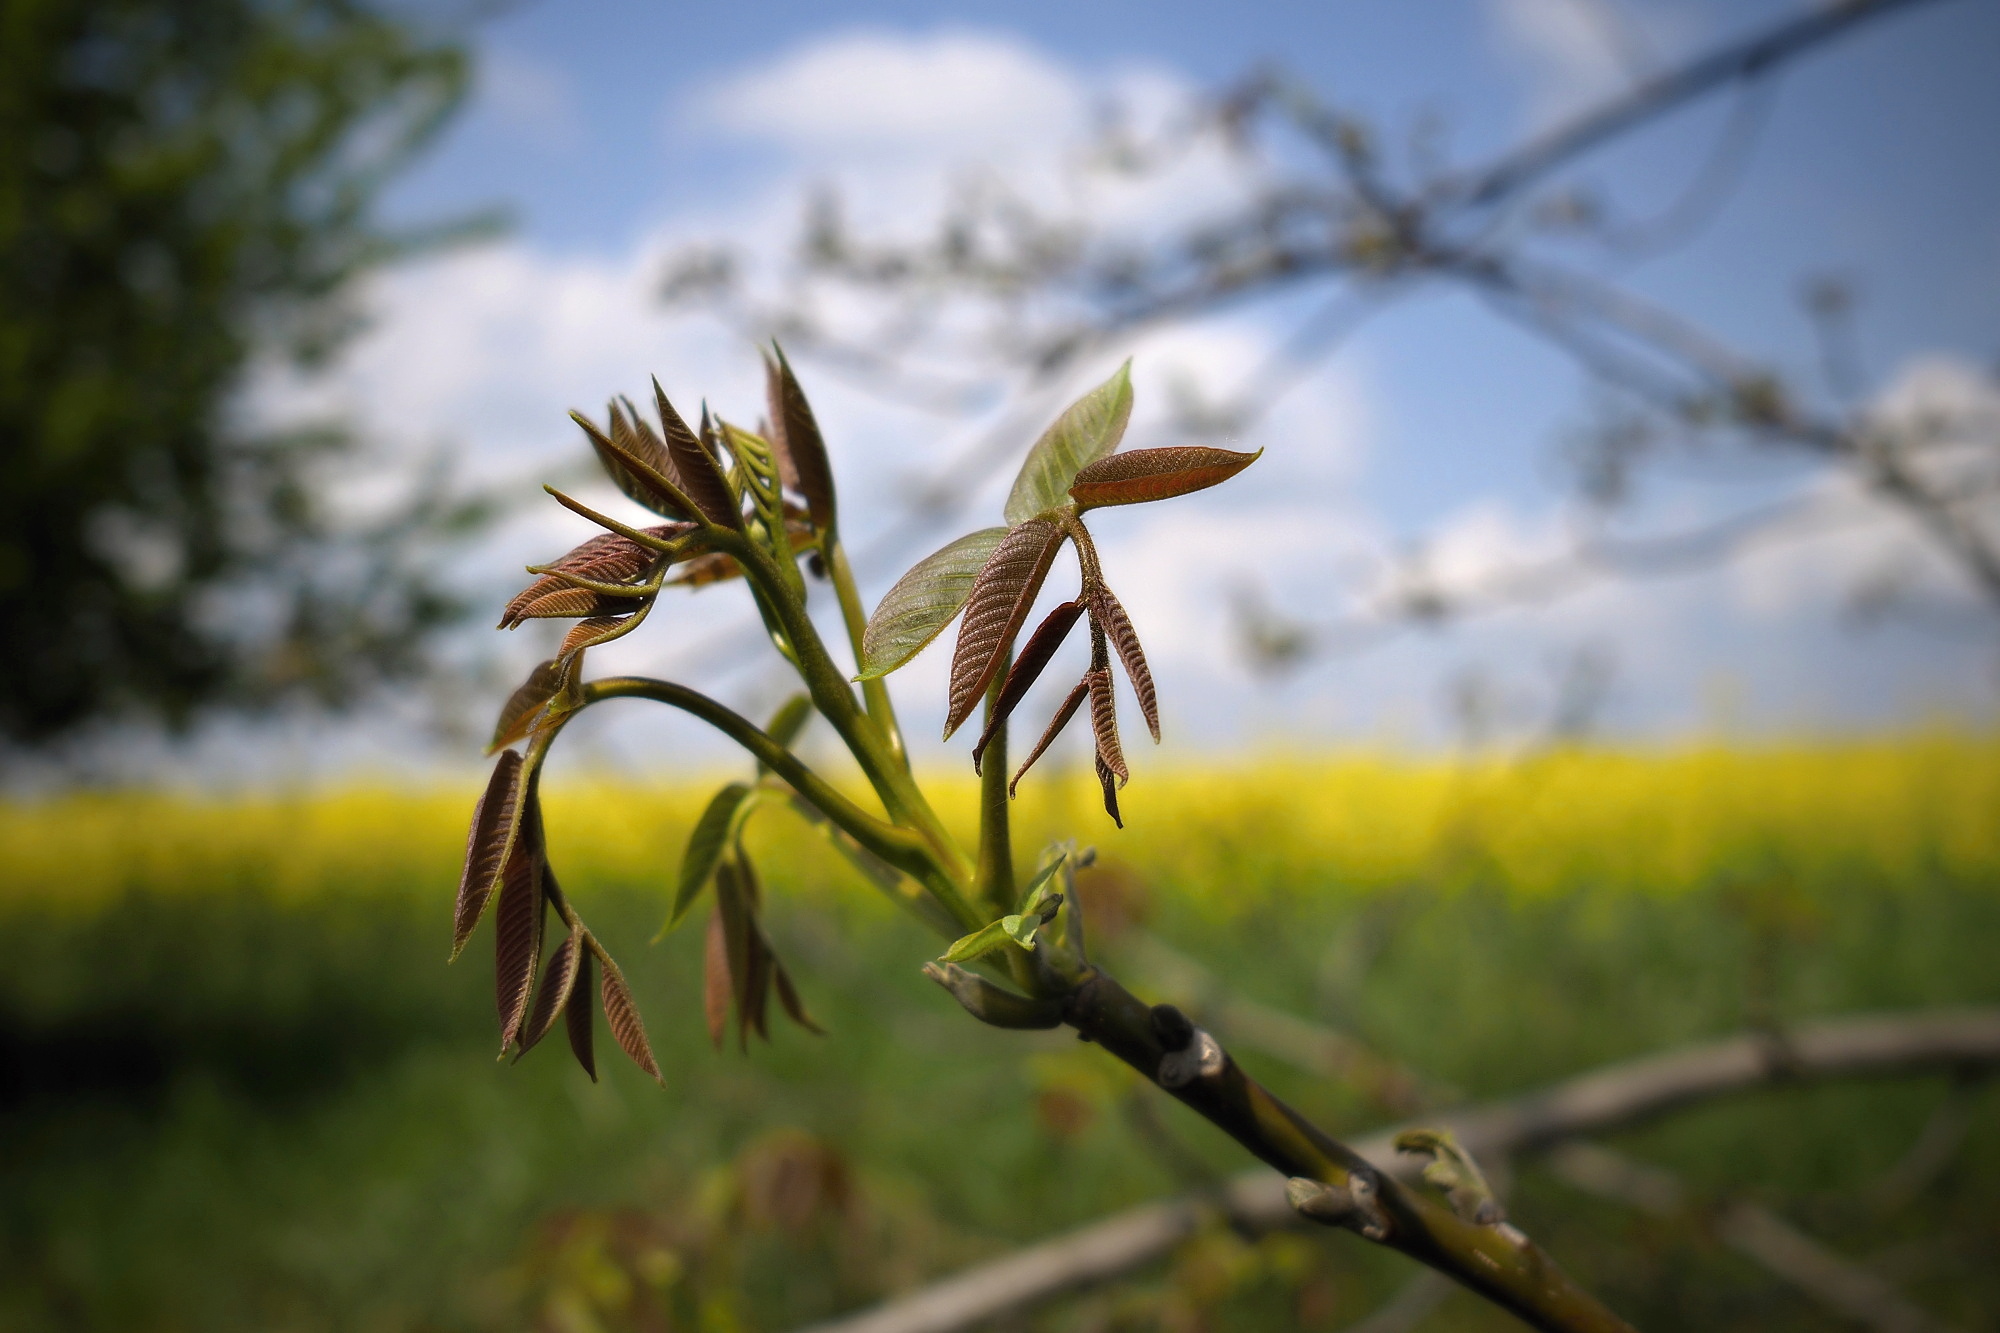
[0,0,488,753]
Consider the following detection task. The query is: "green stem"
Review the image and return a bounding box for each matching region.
[974,659,1014,917]
[1061,969,1638,1333]
[722,534,975,904]
[580,678,956,910]
[826,536,908,767]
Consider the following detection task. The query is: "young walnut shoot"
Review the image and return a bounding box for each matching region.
[449,354,1638,1333]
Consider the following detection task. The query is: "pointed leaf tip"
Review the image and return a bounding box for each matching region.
[653,377,741,529]
[592,940,661,1081]
[566,945,597,1080]
[1068,445,1261,511]
[518,932,582,1057]
[1005,361,1134,525]
[1095,751,1124,828]
[765,344,837,530]
[574,407,689,520]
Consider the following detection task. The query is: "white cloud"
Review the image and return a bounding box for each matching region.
[693,29,1089,155]
[207,25,1996,784]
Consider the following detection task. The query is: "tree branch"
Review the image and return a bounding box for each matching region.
[1545,1142,1962,1333]
[579,676,954,905]
[1442,0,1946,209]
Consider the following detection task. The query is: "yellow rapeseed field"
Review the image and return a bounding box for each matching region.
[5,735,1994,920]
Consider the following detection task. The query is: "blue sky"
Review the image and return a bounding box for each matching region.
[221,0,2000,781]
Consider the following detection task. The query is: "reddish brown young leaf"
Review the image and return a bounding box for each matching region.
[765,346,836,530]
[773,959,826,1035]
[743,926,772,1045]
[557,615,629,660]
[972,599,1083,774]
[1088,585,1158,742]
[545,531,653,583]
[497,512,691,624]
[581,401,687,518]
[1067,446,1261,511]
[490,660,564,753]
[654,379,741,528]
[703,905,730,1050]
[453,749,523,958]
[945,518,1066,738]
[504,585,645,627]
[518,932,581,1056]
[542,521,690,574]
[1010,674,1090,797]
[567,945,597,1081]
[1096,751,1124,828]
[1087,666,1127,784]
[616,394,668,456]
[739,847,774,1044]
[493,802,546,1053]
[592,940,662,1081]
[574,407,694,520]
[714,858,759,1051]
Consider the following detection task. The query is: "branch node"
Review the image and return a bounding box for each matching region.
[1150,1002,1196,1051]
[923,962,1064,1029]
[1158,1025,1225,1088]
[1285,1173,1391,1240]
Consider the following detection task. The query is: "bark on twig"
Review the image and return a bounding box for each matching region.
[793,1008,2000,1333]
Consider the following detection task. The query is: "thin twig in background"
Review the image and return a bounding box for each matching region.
[1544,1142,1961,1333]
[663,0,1999,680]
[792,1008,2000,1333]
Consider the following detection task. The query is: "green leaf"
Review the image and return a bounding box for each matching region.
[941,917,1016,964]
[1004,360,1134,525]
[1015,850,1067,913]
[858,527,1008,679]
[942,886,1066,964]
[663,782,756,935]
[1001,912,1040,947]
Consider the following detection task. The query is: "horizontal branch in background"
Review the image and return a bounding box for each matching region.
[1544,1143,1960,1333]
[794,1007,2000,1333]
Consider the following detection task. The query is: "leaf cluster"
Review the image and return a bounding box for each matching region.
[862,361,1257,823]
[455,353,1256,1087]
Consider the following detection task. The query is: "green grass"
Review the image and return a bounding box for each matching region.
[1,738,1997,1331]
